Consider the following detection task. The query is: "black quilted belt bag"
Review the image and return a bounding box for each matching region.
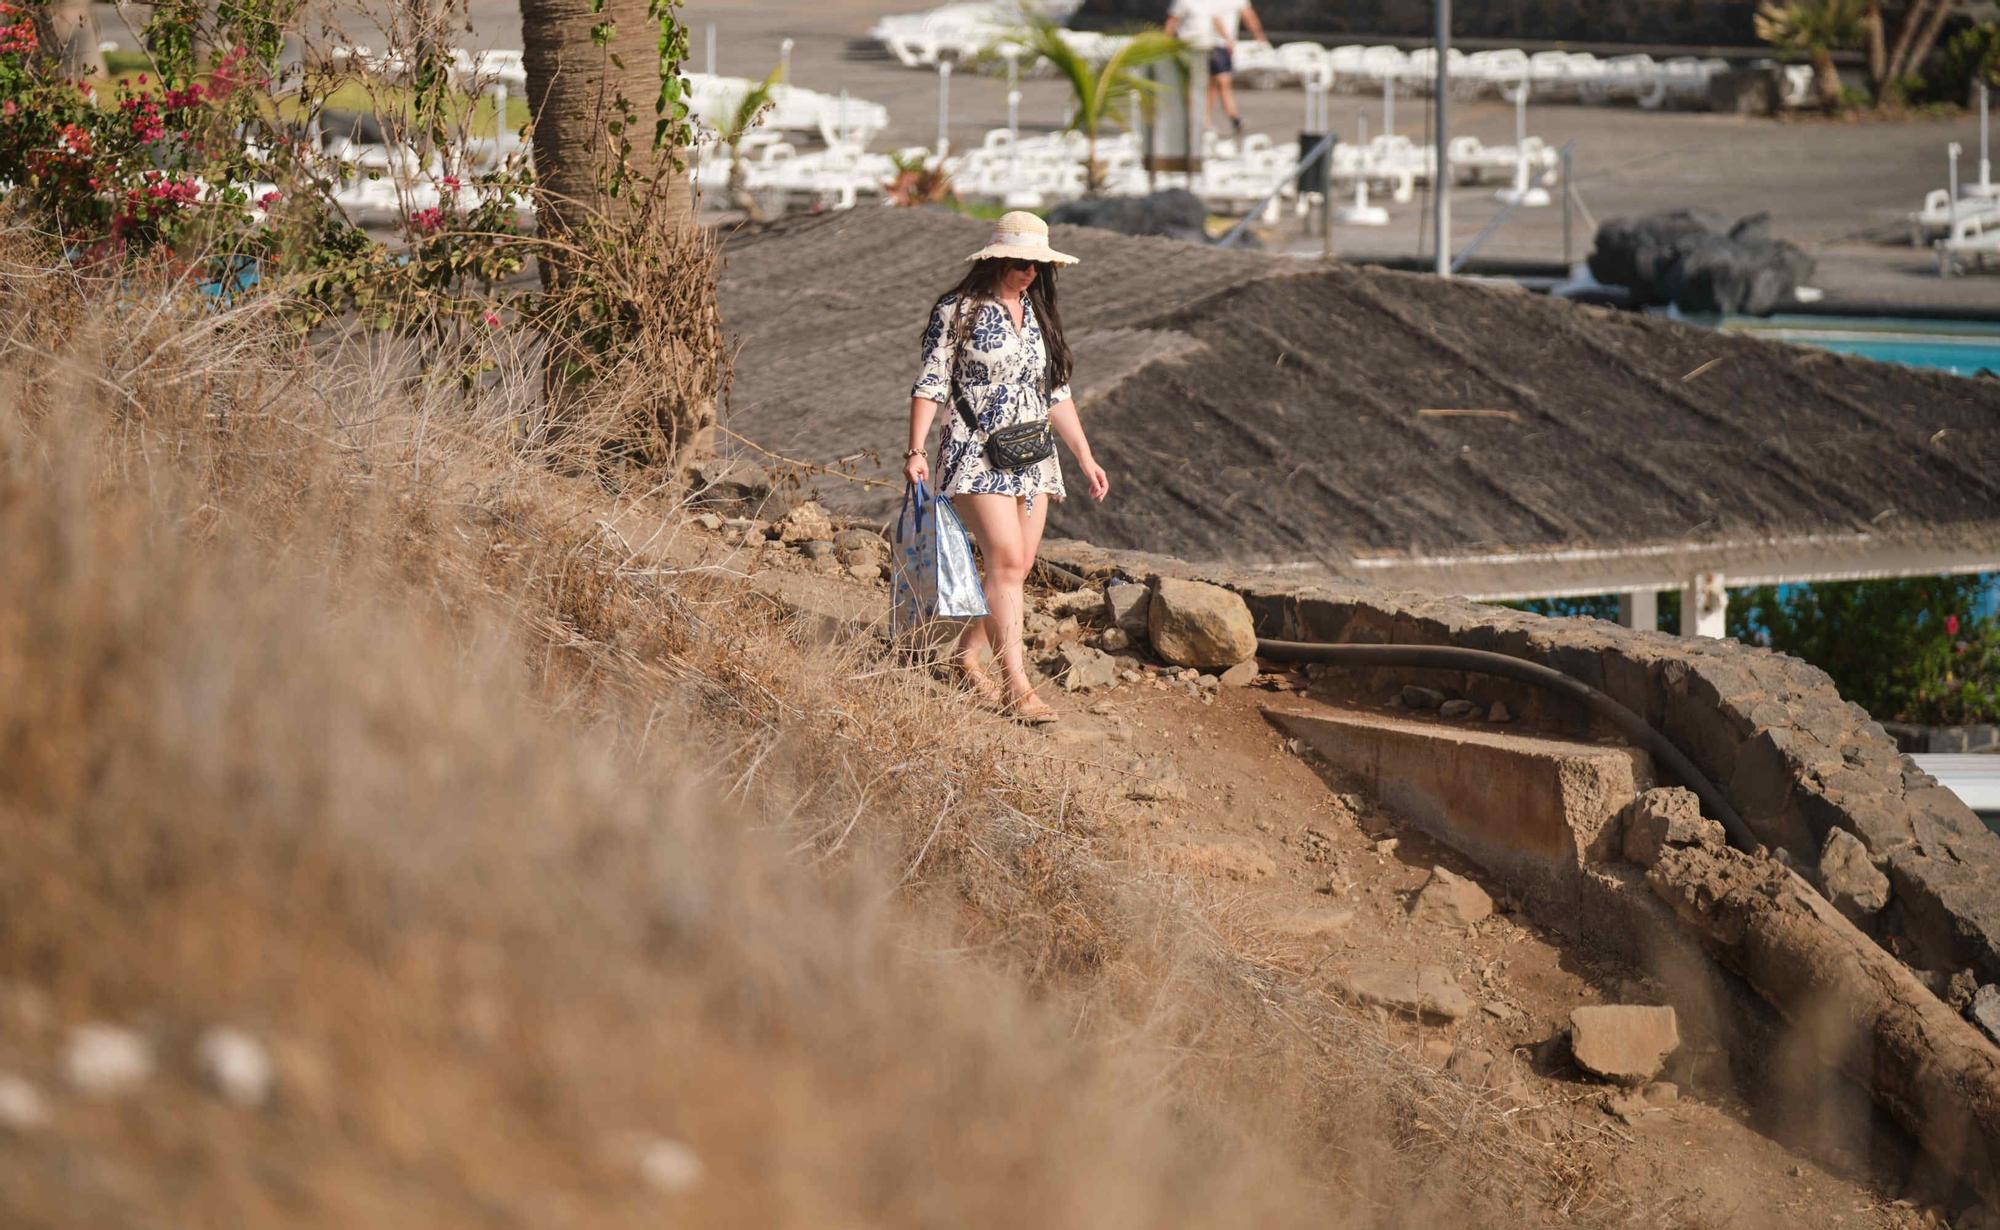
[955,390,1055,471]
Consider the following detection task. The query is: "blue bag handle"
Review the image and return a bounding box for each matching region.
[895,478,931,545]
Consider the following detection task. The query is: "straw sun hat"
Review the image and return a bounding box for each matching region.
[964,211,1079,266]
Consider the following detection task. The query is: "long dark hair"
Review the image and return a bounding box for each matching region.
[927,259,1073,394]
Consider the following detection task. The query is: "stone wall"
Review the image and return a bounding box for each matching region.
[1075,0,1765,48]
[1041,539,2000,987]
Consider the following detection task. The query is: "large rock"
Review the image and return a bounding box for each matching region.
[1819,827,1891,923]
[1148,577,1256,669]
[1569,1005,1680,1085]
[1047,189,1211,244]
[1588,209,1813,317]
[1621,787,1725,866]
[1409,867,1493,929]
[1339,964,1473,1022]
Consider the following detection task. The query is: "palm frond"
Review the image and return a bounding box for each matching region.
[1022,17,1099,126]
[719,65,785,147]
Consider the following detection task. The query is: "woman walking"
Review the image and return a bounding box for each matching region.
[904,212,1110,723]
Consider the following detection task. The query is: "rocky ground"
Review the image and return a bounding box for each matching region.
[688,479,1987,1229]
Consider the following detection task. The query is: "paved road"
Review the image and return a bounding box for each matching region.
[92,0,2000,308]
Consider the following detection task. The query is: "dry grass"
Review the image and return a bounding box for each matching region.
[0,226,1637,1227]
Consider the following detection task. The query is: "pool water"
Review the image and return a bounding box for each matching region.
[1720,315,2000,377]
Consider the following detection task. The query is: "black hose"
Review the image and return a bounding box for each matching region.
[1256,639,1757,852]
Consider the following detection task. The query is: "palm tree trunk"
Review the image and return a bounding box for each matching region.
[1883,0,1939,92]
[1899,0,1956,95]
[520,0,694,271]
[519,0,720,466]
[1811,47,1844,108]
[33,0,103,79]
[1864,1,1887,88]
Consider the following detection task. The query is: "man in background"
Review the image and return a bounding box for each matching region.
[1164,0,1267,137]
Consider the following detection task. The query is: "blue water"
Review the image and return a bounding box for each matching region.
[1721,315,2000,377]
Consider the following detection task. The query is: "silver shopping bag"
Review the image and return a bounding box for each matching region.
[890,480,987,639]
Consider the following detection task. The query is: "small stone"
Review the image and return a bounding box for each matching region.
[1970,985,2000,1047]
[1446,1047,1496,1083]
[1948,970,1980,1012]
[1569,1005,1680,1085]
[1620,788,1726,866]
[1126,757,1188,803]
[1160,839,1276,882]
[63,1024,154,1097]
[1481,1000,1518,1021]
[846,563,882,582]
[1487,701,1513,723]
[1056,642,1118,692]
[1263,908,1356,939]
[775,501,834,544]
[797,539,836,560]
[1642,1080,1679,1106]
[1194,673,1219,690]
[687,458,774,515]
[1817,828,1891,922]
[1147,578,1256,669]
[1375,837,1400,856]
[0,1075,47,1131]
[1409,866,1494,929]
[1104,581,1152,639]
[637,1137,705,1194]
[831,527,880,552]
[1219,659,1258,687]
[691,511,723,531]
[1042,588,1106,620]
[1120,668,1142,683]
[1438,698,1480,719]
[1098,626,1130,652]
[1400,685,1445,710]
[1338,964,1473,1021]
[197,1027,275,1108]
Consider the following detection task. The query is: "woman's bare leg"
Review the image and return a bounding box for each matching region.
[952,492,1044,710]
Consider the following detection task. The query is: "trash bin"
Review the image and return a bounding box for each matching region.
[1296,132,1333,196]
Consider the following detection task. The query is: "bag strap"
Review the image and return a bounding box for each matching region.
[947,296,982,438]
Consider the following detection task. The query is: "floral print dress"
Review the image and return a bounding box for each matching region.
[911,292,1070,509]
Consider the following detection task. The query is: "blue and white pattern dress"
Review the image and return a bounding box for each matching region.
[911,292,1070,509]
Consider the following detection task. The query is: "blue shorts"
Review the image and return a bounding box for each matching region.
[1207,45,1233,77]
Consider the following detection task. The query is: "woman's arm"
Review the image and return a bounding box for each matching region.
[1048,397,1109,501]
[904,396,939,485]
[906,297,957,486]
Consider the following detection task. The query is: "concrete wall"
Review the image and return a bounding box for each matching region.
[1075,0,1765,48]
[1042,539,2000,987]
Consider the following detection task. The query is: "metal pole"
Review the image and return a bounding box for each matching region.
[937,61,952,162]
[1560,143,1573,267]
[1982,81,1992,192]
[780,37,793,82]
[1949,141,1962,233]
[1434,0,1451,276]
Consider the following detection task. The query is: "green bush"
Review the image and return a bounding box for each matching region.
[1732,576,1997,724]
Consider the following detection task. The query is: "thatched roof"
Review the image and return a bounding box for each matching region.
[719,208,2000,595]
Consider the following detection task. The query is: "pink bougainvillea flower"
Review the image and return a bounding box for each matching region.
[442,175,461,191]
[409,206,445,233]
[257,190,282,210]
[483,309,501,327]
[1946,614,1961,637]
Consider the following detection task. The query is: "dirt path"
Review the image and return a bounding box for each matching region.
[699,514,1955,1227]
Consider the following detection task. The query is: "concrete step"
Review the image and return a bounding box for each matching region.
[1264,701,1668,954]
